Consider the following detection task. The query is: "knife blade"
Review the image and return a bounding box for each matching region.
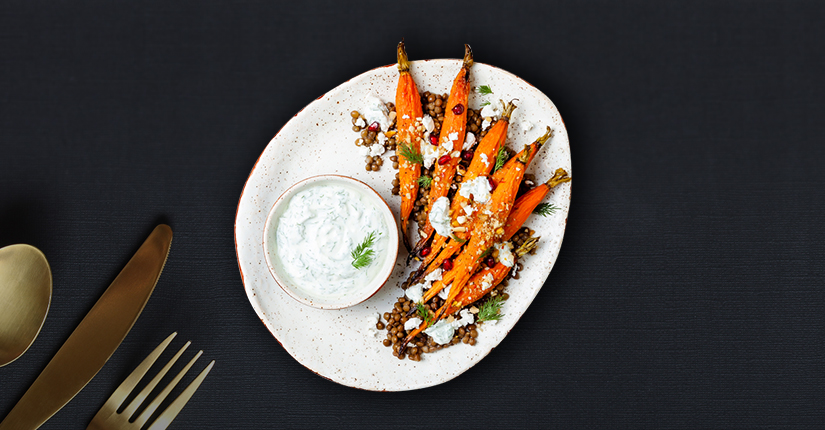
[0,224,173,430]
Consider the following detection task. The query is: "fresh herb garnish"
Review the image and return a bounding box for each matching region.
[476,85,493,95]
[416,302,435,326]
[493,146,509,172]
[480,101,491,107]
[351,231,378,269]
[478,296,504,322]
[477,246,494,262]
[417,176,432,187]
[533,203,560,217]
[398,141,423,165]
[451,234,467,244]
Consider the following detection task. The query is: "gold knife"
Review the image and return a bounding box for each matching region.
[0,224,173,430]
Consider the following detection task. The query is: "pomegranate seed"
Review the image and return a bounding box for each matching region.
[452,104,464,115]
[442,259,454,271]
[488,176,497,191]
[368,121,380,132]
[420,247,432,257]
[485,256,496,268]
[429,134,439,145]
[461,150,474,161]
[438,154,451,165]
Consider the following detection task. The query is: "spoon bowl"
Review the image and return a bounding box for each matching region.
[0,244,52,367]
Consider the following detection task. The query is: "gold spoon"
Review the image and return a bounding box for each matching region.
[0,244,52,367]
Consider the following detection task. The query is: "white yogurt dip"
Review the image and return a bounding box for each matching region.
[274,183,390,301]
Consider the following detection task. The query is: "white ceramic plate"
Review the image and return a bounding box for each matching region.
[235,59,572,391]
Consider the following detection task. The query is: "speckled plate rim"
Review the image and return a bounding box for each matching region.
[235,58,572,391]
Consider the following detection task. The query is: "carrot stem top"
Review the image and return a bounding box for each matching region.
[397,41,411,73]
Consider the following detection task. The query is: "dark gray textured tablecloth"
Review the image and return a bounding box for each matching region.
[2,1,823,428]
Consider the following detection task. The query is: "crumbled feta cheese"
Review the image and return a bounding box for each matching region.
[480,153,490,167]
[366,313,381,338]
[428,197,453,237]
[368,144,385,157]
[376,132,387,145]
[448,132,459,143]
[402,114,410,119]
[520,120,533,133]
[481,119,491,130]
[423,308,475,344]
[437,283,451,300]
[480,103,500,119]
[405,317,423,331]
[462,204,475,216]
[421,139,440,168]
[405,283,424,302]
[442,139,454,152]
[456,215,467,224]
[463,132,476,150]
[422,115,435,133]
[424,268,443,283]
[458,176,492,203]
[362,93,391,131]
[424,320,456,345]
[480,272,495,290]
[457,309,475,327]
[495,242,515,267]
[355,117,366,127]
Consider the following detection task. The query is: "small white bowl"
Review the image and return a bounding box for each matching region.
[262,175,399,310]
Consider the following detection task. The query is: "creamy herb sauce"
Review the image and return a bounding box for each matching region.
[275,184,389,299]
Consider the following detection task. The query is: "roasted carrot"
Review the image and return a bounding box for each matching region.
[445,237,539,315]
[399,147,533,352]
[410,126,552,285]
[416,167,568,302]
[432,148,530,321]
[491,126,552,184]
[395,41,425,251]
[407,101,515,267]
[408,45,473,255]
[502,168,570,240]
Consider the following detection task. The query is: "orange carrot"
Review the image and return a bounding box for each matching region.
[399,146,532,352]
[418,168,568,302]
[410,127,552,285]
[491,126,552,184]
[409,45,473,253]
[408,101,515,266]
[445,237,539,315]
[502,168,570,240]
[395,41,425,251]
[432,148,530,321]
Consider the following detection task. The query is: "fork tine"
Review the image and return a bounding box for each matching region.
[145,359,215,430]
[132,349,201,428]
[98,332,177,415]
[121,340,191,419]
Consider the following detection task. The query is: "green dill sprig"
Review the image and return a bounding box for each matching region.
[480,101,491,107]
[476,85,493,95]
[398,141,423,165]
[493,146,509,172]
[478,296,504,322]
[417,176,432,187]
[351,231,378,269]
[451,234,467,244]
[533,203,560,217]
[477,246,494,263]
[416,302,434,326]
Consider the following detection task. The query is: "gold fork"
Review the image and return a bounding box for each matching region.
[87,333,214,430]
